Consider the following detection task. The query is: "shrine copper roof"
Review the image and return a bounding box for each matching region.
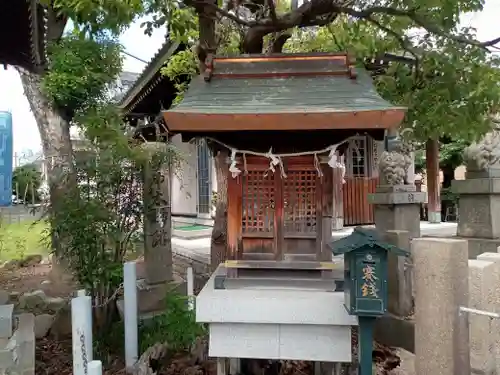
[162,53,406,132]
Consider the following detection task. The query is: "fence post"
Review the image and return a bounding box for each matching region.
[187,267,194,311]
[413,238,470,375]
[71,295,93,375]
[124,261,138,371]
[88,360,103,375]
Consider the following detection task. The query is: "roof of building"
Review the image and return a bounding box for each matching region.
[0,0,46,71]
[163,53,406,133]
[117,38,181,114]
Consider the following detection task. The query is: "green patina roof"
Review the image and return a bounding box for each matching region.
[329,227,409,256]
[170,68,404,115]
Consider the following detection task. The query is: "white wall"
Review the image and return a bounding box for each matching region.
[171,134,197,216]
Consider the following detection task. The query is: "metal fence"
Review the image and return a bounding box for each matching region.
[0,204,43,224]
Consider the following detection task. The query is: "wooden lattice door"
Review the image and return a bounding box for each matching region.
[241,164,278,260]
[236,156,322,261]
[282,162,320,261]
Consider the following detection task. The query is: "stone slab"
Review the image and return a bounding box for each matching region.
[0,304,14,338]
[413,238,470,375]
[137,277,187,313]
[374,204,421,239]
[468,259,497,375]
[452,237,500,259]
[384,230,412,317]
[369,191,426,205]
[172,228,213,239]
[457,194,500,238]
[0,348,14,368]
[453,178,500,195]
[374,314,415,353]
[465,168,500,179]
[476,252,500,375]
[375,185,417,193]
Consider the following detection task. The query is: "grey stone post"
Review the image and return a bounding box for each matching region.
[142,142,172,285]
[468,259,497,375]
[369,185,425,239]
[139,142,173,313]
[413,238,470,375]
[476,252,500,375]
[453,168,500,257]
[383,230,412,317]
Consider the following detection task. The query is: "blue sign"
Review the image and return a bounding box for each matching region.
[0,112,13,206]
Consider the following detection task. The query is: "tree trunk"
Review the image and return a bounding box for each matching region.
[211,150,228,271]
[17,68,75,255]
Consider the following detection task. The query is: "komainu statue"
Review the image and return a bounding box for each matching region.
[378,130,414,186]
[463,131,500,171]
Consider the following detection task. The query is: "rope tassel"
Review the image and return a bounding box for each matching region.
[204,136,354,180]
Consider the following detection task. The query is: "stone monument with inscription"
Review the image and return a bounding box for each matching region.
[452,131,500,257]
[369,134,426,239]
[138,142,174,313]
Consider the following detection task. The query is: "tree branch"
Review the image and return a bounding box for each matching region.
[189,0,500,54]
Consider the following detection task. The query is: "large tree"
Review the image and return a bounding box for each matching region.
[11,1,142,252]
[5,0,500,265]
[156,0,500,265]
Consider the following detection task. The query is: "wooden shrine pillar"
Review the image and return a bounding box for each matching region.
[426,139,441,223]
[332,161,344,231]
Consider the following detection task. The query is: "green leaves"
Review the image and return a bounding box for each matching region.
[51,0,144,36]
[42,35,122,117]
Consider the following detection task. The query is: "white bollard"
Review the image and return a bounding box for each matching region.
[124,261,138,370]
[187,267,194,311]
[71,295,93,375]
[77,289,86,297]
[88,360,103,375]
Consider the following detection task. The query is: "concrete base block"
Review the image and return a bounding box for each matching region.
[0,304,13,338]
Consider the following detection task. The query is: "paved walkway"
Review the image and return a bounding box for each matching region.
[171,221,458,262]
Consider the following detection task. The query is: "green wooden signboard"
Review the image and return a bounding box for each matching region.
[329,227,409,375]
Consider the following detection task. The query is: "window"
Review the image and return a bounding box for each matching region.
[197,140,211,214]
[348,137,367,177]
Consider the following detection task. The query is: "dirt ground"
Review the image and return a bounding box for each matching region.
[1,261,413,375]
[0,264,75,297]
[0,258,149,298]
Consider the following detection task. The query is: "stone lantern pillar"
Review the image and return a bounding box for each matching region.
[452,131,500,258]
[369,133,425,239]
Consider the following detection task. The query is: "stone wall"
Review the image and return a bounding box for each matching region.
[0,304,35,375]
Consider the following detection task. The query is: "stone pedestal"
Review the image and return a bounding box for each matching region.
[452,168,500,257]
[369,185,426,239]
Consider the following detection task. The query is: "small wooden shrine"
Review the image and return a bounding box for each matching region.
[163,52,405,371]
[163,52,406,264]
